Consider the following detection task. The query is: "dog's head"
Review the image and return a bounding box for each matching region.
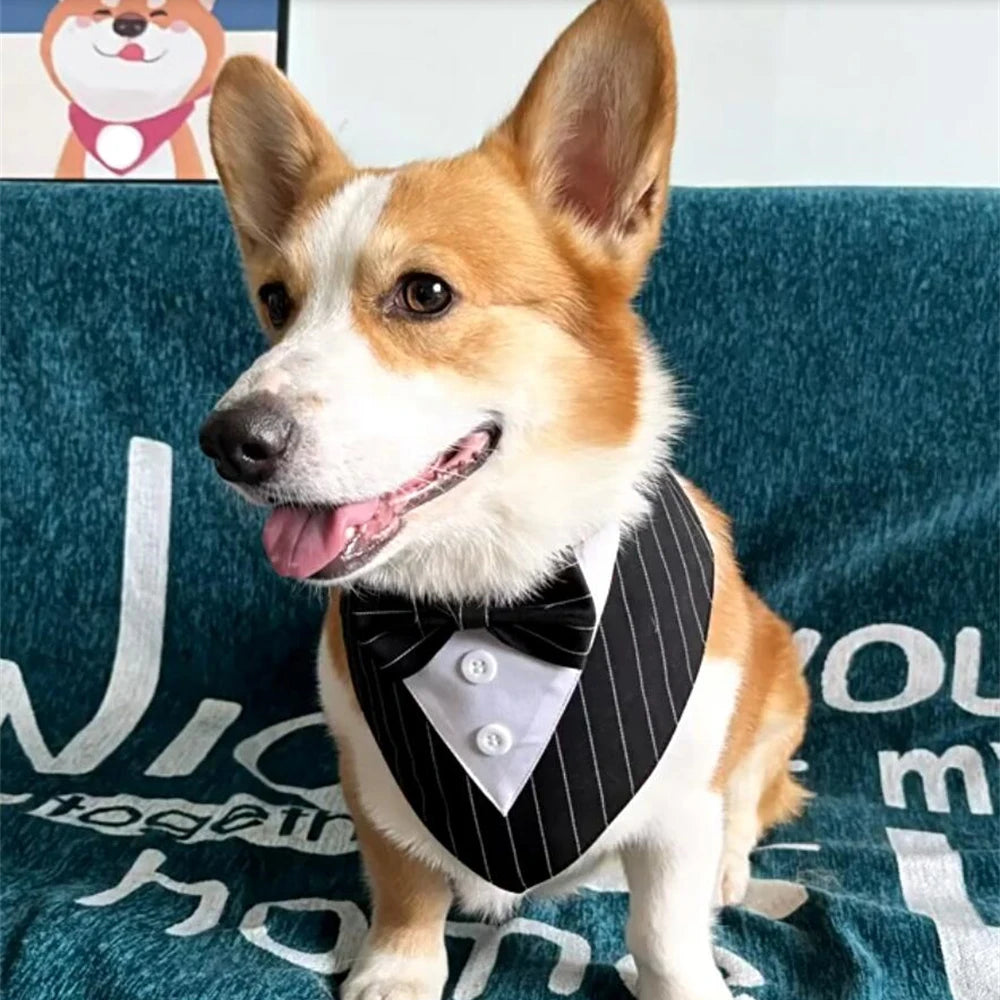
[41,0,224,121]
[201,0,680,603]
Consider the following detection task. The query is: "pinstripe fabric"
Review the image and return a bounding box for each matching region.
[342,471,713,892]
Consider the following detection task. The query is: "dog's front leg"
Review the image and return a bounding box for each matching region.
[342,788,452,1000]
[622,793,732,1000]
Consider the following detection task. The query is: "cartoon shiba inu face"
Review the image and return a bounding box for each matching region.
[41,0,224,122]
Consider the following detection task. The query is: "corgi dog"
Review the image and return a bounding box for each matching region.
[199,2,809,998]
[40,0,224,180]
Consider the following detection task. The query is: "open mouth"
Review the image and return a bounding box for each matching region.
[93,44,166,64]
[261,421,501,581]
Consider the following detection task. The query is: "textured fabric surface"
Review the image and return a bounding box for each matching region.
[1,181,997,1000]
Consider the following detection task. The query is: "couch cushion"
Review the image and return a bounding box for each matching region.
[1,181,997,999]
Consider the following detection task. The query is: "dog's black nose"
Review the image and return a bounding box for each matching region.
[112,15,147,38]
[199,394,298,487]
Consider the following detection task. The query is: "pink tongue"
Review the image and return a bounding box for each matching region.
[262,500,379,579]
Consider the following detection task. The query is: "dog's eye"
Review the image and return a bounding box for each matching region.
[149,9,168,17]
[258,282,293,328]
[396,273,453,317]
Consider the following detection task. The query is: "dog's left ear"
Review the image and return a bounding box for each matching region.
[486,0,677,287]
[209,56,351,255]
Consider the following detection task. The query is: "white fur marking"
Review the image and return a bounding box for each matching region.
[343,947,448,1000]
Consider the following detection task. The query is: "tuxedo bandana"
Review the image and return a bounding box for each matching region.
[341,470,714,892]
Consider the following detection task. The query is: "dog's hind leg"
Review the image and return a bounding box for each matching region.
[715,598,809,907]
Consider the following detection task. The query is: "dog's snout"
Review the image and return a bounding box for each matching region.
[112,15,147,39]
[199,394,298,487]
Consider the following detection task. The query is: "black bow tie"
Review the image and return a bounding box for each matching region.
[342,562,598,679]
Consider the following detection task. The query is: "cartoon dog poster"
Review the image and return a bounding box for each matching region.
[0,1,285,180]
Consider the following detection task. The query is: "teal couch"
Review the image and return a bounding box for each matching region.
[2,182,997,1000]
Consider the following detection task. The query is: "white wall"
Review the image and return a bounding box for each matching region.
[287,0,999,187]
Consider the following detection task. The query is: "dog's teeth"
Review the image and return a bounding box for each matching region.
[345,526,357,541]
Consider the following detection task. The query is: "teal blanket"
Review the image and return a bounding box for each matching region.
[2,182,997,1000]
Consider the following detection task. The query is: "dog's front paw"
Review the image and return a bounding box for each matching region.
[629,960,733,1000]
[715,849,751,908]
[641,973,733,1000]
[342,947,448,1000]
[666,979,733,1000]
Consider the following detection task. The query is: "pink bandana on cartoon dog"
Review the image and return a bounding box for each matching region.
[68,101,196,175]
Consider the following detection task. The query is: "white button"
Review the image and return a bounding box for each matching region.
[475,723,513,757]
[460,649,498,685]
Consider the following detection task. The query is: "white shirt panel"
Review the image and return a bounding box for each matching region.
[403,523,620,815]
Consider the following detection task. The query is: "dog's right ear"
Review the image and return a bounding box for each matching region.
[484,0,676,295]
[209,56,351,253]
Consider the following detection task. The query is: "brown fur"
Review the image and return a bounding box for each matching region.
[346,777,453,956]
[211,60,644,444]
[209,0,682,448]
[685,481,810,828]
[351,153,643,445]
